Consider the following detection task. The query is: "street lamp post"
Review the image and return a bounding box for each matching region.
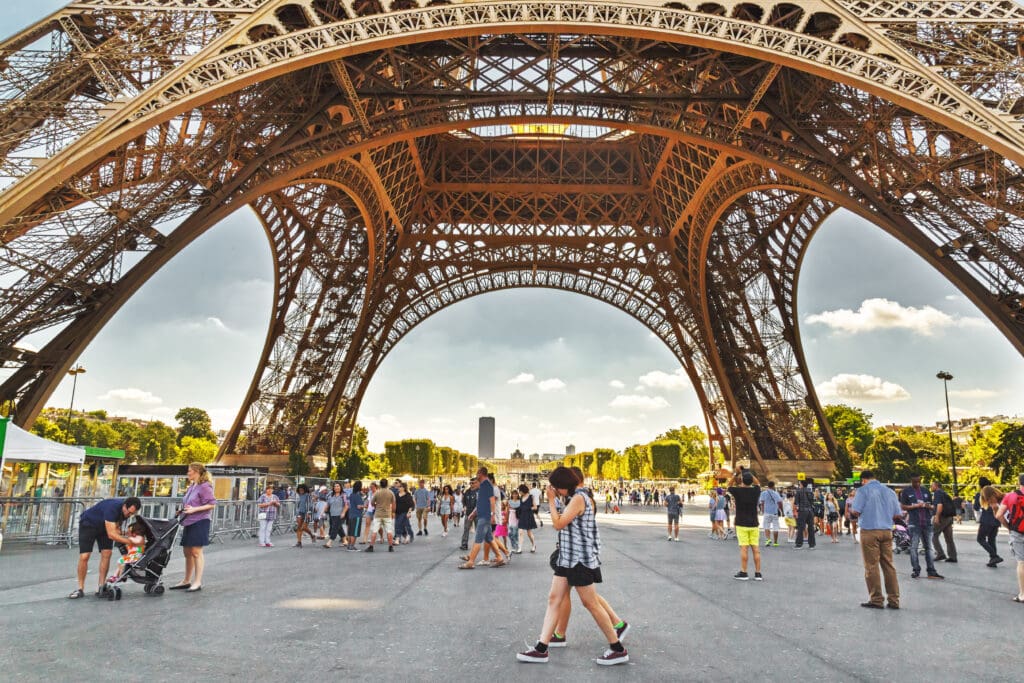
[936,370,958,496]
[66,364,86,442]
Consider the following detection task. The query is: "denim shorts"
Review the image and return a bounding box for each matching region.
[474,520,494,544]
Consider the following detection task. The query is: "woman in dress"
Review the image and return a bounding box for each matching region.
[825,493,840,542]
[172,462,216,592]
[452,487,463,527]
[394,482,415,544]
[517,483,538,553]
[516,466,628,666]
[438,484,455,537]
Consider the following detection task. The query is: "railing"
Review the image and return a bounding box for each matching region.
[0,497,99,547]
[0,496,300,548]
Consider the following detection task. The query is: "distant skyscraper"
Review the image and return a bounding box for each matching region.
[566,444,576,456]
[478,417,495,460]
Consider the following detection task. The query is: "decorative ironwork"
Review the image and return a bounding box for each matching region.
[1,1,1022,475]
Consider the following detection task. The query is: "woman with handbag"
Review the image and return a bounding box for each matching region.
[517,466,629,666]
[257,484,280,547]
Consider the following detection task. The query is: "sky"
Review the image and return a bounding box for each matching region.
[5,2,1024,456]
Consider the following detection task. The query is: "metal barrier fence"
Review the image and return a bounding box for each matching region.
[0,497,99,547]
[0,497,301,548]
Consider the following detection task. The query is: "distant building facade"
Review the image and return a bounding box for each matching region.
[478,416,496,460]
[566,444,576,456]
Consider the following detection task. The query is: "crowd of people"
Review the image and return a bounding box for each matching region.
[68,461,1024,666]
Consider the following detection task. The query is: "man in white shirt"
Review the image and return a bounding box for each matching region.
[530,485,543,526]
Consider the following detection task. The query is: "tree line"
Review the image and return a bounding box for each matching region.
[825,404,1024,494]
[30,406,220,464]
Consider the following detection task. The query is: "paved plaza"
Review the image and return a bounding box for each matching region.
[1,504,1020,681]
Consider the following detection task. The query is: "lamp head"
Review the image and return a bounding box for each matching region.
[936,371,953,381]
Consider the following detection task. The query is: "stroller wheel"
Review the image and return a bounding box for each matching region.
[106,588,116,601]
[153,585,165,596]
[114,587,122,601]
[143,584,152,594]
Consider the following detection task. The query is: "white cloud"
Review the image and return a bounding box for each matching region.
[638,368,689,391]
[948,388,999,400]
[206,316,229,331]
[587,415,633,425]
[805,298,984,336]
[944,295,963,302]
[98,388,164,406]
[609,394,671,411]
[468,402,488,411]
[507,372,535,385]
[817,374,910,401]
[609,379,625,389]
[537,378,567,392]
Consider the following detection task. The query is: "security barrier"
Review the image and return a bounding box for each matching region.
[0,496,301,548]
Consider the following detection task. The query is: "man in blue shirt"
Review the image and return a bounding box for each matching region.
[458,467,504,569]
[899,474,943,579]
[414,479,431,536]
[70,497,142,599]
[849,471,901,609]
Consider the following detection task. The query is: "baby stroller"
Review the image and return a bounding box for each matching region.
[99,514,182,601]
[892,520,911,554]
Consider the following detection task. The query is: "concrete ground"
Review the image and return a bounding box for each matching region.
[0,503,1020,681]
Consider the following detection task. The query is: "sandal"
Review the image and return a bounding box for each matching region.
[1013,596,1024,603]
[67,589,84,599]
[459,555,470,561]
[457,562,475,570]
[168,582,191,590]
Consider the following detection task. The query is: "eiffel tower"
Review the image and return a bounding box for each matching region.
[1,0,1022,478]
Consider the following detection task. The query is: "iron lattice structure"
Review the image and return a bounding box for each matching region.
[1,0,1023,475]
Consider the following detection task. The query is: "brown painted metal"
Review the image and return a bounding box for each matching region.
[1,2,1023,472]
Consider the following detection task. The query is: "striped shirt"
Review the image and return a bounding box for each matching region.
[557,491,601,570]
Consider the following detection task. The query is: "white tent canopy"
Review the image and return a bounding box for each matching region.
[0,417,85,467]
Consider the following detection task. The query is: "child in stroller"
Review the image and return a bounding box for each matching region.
[892,519,911,554]
[100,514,182,600]
[108,521,146,583]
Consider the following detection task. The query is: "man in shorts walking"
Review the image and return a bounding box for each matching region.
[458,467,505,569]
[758,481,783,547]
[728,468,763,580]
[366,479,396,552]
[664,486,682,541]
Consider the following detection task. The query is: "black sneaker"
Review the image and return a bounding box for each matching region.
[754,572,763,581]
[911,571,920,579]
[944,558,957,563]
[424,529,429,536]
[365,545,374,552]
[615,622,630,641]
[860,602,884,609]
[548,634,567,648]
[595,648,629,666]
[733,571,749,581]
[516,649,548,663]
[388,545,394,552]
[416,531,423,536]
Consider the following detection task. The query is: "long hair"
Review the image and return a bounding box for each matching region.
[188,462,212,485]
[979,485,1003,510]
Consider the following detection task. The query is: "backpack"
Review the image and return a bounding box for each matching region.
[938,491,955,518]
[1007,492,1024,534]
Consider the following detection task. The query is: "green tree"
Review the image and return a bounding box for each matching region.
[650,441,682,478]
[178,436,218,464]
[823,404,875,457]
[990,423,1024,484]
[287,445,310,477]
[833,440,854,480]
[174,407,217,444]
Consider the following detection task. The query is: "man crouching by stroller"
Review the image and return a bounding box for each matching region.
[69,497,143,599]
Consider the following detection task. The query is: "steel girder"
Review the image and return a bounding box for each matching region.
[0,2,1022,472]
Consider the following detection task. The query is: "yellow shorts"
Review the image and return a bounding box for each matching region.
[736,526,760,546]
